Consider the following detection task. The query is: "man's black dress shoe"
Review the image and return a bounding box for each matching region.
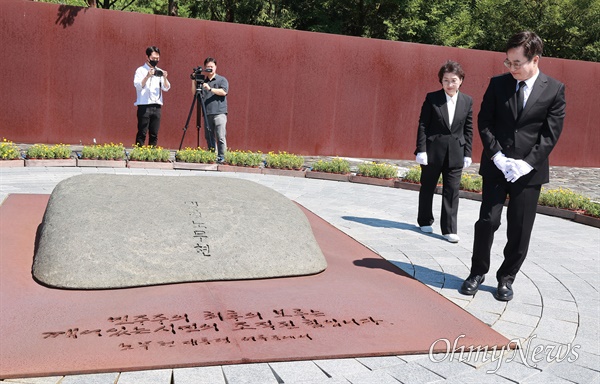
[459,275,485,295]
[494,281,514,301]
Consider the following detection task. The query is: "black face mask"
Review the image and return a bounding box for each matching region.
[149,60,159,67]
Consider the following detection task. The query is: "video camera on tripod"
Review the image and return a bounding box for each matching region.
[180,66,214,150]
[190,66,213,85]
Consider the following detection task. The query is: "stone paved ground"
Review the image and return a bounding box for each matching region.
[1,164,598,384]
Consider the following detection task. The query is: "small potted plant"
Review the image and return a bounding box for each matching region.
[174,147,218,171]
[394,165,424,191]
[25,143,75,167]
[458,172,483,200]
[399,164,482,196]
[219,150,263,173]
[0,138,24,167]
[307,157,351,182]
[78,143,127,168]
[579,200,600,227]
[127,145,173,169]
[351,161,398,187]
[262,151,306,177]
[538,187,600,227]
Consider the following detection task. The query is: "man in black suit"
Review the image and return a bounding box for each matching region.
[415,60,473,243]
[460,31,566,301]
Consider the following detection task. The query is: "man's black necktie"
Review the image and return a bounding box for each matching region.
[516,81,526,117]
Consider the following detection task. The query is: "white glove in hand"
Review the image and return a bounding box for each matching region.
[463,157,472,169]
[492,152,509,174]
[416,152,428,166]
[505,159,533,183]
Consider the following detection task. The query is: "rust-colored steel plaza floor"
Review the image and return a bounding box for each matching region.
[0,194,508,379]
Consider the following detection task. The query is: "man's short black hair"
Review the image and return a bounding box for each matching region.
[506,31,543,60]
[438,60,465,84]
[204,57,217,66]
[146,46,160,57]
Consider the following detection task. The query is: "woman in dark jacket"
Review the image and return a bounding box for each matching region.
[415,60,473,243]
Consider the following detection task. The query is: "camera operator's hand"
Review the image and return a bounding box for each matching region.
[142,68,154,87]
[161,70,168,79]
[202,82,211,92]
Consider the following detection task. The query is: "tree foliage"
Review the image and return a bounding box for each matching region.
[31,0,600,61]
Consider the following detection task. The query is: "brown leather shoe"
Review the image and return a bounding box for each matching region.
[459,275,485,295]
[494,281,514,301]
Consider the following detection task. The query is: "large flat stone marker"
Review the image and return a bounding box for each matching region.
[33,174,327,289]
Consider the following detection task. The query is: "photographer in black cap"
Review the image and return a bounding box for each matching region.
[133,46,170,147]
[191,57,229,163]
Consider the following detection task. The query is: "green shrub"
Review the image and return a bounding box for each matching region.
[81,143,125,160]
[129,145,170,162]
[311,157,351,174]
[224,150,263,167]
[402,167,599,218]
[402,165,422,183]
[401,165,443,184]
[175,147,217,163]
[265,151,304,170]
[539,188,591,211]
[26,144,71,159]
[81,146,99,159]
[583,201,600,218]
[52,144,72,159]
[460,173,483,192]
[402,165,481,190]
[0,138,21,160]
[357,162,398,179]
[538,188,600,218]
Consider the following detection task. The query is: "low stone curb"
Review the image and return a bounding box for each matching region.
[393,179,598,227]
[536,205,577,220]
[127,160,173,169]
[261,168,307,178]
[574,213,600,228]
[0,159,25,167]
[217,164,262,173]
[25,158,77,167]
[76,159,127,168]
[394,180,421,191]
[349,175,397,187]
[459,190,483,202]
[173,162,218,171]
[306,171,350,182]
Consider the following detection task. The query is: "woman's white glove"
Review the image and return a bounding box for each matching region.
[463,157,472,169]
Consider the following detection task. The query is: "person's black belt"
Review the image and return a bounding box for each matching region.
[139,104,162,108]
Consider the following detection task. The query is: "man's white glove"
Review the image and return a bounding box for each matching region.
[416,152,428,166]
[463,157,472,169]
[505,159,533,183]
[492,152,509,174]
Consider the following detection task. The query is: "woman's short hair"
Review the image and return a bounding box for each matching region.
[438,60,465,84]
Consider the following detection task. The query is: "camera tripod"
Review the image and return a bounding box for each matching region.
[179,83,214,150]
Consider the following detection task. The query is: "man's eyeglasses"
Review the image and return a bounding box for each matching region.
[503,58,531,70]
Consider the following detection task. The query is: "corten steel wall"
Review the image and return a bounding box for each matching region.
[1,0,599,166]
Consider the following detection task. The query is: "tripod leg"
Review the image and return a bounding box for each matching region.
[198,93,215,151]
[179,93,198,150]
[196,93,202,149]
